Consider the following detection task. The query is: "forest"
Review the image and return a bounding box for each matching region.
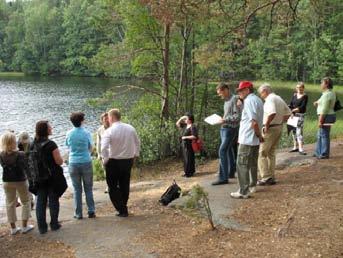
[1,0,342,162]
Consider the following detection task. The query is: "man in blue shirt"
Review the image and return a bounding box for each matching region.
[231,81,264,199]
[66,112,95,219]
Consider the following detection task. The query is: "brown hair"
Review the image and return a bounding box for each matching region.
[70,112,85,127]
[108,109,121,120]
[216,82,230,91]
[35,120,50,140]
[100,112,108,121]
[322,77,333,89]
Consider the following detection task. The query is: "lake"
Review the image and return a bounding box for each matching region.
[0,75,125,220]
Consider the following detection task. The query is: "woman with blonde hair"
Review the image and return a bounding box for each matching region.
[0,131,34,235]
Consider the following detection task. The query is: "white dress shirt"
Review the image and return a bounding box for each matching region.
[101,121,140,163]
[263,93,291,125]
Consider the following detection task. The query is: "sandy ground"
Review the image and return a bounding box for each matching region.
[0,140,343,258]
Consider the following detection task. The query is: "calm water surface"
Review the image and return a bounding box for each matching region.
[0,76,126,220]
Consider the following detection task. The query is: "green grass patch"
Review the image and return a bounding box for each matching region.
[0,72,25,77]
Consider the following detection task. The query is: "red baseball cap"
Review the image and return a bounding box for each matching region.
[237,81,253,91]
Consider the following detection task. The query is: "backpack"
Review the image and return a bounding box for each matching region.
[159,180,182,206]
[27,140,51,194]
[0,153,25,182]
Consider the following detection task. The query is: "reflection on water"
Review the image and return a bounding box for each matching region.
[0,75,121,218]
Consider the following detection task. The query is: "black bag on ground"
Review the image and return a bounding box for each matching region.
[159,180,181,206]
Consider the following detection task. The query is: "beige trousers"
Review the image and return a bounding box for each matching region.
[3,181,31,223]
[258,125,283,181]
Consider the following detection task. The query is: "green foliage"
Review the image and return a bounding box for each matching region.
[92,158,106,181]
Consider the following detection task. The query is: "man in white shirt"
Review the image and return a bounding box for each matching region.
[96,112,110,159]
[257,83,291,185]
[101,109,140,217]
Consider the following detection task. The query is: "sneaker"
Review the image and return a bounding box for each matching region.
[50,223,62,231]
[289,148,299,153]
[249,187,256,194]
[22,225,34,234]
[73,215,83,220]
[10,227,21,235]
[298,151,307,155]
[88,212,96,219]
[116,212,128,218]
[211,180,229,186]
[230,191,249,199]
[257,178,276,186]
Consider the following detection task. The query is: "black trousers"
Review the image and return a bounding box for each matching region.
[105,158,133,214]
[182,142,195,176]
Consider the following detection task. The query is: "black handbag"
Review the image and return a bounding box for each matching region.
[51,165,68,197]
[323,114,336,124]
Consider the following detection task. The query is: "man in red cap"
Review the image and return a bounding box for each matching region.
[231,81,264,199]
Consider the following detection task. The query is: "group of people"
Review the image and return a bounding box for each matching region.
[0,77,337,236]
[0,108,140,235]
[177,77,337,199]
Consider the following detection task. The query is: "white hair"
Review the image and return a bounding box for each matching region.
[258,83,273,94]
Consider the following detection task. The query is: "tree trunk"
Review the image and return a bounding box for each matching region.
[190,29,196,114]
[176,21,191,116]
[161,23,170,123]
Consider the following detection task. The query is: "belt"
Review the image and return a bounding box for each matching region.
[263,124,282,128]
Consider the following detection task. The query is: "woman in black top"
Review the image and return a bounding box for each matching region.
[33,120,64,234]
[288,82,308,155]
[176,113,198,177]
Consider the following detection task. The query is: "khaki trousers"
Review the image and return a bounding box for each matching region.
[258,125,283,181]
[3,181,31,223]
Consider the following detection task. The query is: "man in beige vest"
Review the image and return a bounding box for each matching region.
[257,84,291,185]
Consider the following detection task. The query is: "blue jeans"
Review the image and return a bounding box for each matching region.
[315,126,331,158]
[218,127,238,181]
[36,185,60,233]
[69,162,95,217]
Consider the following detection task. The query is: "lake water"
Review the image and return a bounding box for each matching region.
[0,75,125,221]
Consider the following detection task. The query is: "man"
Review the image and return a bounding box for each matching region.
[96,112,110,159]
[231,81,264,199]
[101,109,140,217]
[257,83,291,185]
[212,82,242,186]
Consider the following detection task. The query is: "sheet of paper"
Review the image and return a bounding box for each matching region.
[204,114,222,125]
[287,116,299,127]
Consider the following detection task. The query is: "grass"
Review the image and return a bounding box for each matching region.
[254,80,343,148]
[0,72,25,77]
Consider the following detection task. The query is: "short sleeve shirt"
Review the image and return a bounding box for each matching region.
[263,93,291,125]
[317,90,336,115]
[238,93,264,146]
[66,127,93,164]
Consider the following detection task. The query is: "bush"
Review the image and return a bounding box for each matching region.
[93,158,106,181]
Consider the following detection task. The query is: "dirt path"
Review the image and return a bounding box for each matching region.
[1,140,343,257]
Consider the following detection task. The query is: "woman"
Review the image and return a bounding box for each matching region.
[66,112,95,219]
[34,120,64,234]
[288,82,308,155]
[0,131,34,235]
[176,113,198,177]
[313,77,336,159]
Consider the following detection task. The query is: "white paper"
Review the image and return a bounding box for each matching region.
[204,114,222,125]
[287,116,299,127]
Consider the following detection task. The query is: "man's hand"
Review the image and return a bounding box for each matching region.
[313,101,318,107]
[219,118,226,124]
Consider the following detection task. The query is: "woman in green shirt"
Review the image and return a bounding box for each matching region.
[314,77,336,159]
